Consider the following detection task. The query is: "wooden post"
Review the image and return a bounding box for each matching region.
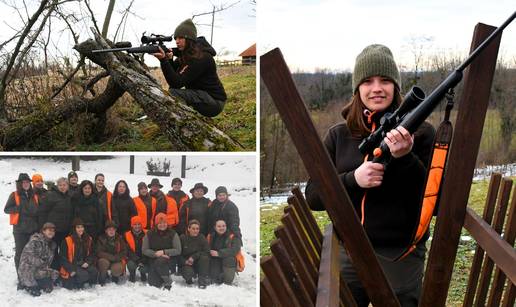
[72,156,80,171]
[420,23,502,307]
[261,48,399,306]
[130,155,135,174]
[181,155,186,178]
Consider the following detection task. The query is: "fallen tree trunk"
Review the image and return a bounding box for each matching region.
[74,30,242,151]
[0,78,124,149]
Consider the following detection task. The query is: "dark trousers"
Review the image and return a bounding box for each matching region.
[339,242,426,307]
[61,266,98,289]
[209,256,236,285]
[50,231,67,270]
[148,257,172,288]
[14,232,32,272]
[169,88,225,117]
[182,255,209,284]
[127,260,148,280]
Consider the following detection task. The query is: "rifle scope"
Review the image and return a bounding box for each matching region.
[141,34,173,44]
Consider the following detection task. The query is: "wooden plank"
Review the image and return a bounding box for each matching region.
[282,213,320,268]
[501,284,515,307]
[463,173,502,307]
[487,183,516,307]
[261,277,278,307]
[463,207,516,285]
[289,193,323,253]
[316,225,357,307]
[261,255,303,307]
[419,23,502,307]
[291,186,324,246]
[275,225,318,298]
[270,239,314,306]
[474,178,512,307]
[261,47,399,307]
[284,206,320,263]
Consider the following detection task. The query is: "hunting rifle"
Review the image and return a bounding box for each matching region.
[92,33,180,56]
[359,11,516,164]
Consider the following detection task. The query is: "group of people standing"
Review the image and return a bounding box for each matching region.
[4,171,243,296]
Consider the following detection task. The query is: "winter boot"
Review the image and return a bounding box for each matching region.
[129,273,136,283]
[112,276,119,284]
[198,276,208,289]
[185,278,193,285]
[27,287,41,297]
[140,272,147,282]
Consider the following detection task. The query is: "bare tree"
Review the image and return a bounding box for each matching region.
[101,0,116,38]
[191,1,240,45]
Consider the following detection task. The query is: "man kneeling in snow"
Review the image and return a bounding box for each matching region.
[18,222,60,296]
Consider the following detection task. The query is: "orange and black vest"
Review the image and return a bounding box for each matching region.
[124,229,148,253]
[10,191,39,225]
[164,196,179,227]
[133,196,157,229]
[207,232,245,272]
[59,235,92,279]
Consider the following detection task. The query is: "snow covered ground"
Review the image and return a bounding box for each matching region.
[0,155,257,307]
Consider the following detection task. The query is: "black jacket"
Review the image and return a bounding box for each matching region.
[208,199,241,238]
[160,37,227,101]
[72,193,104,237]
[112,196,136,234]
[4,188,39,234]
[178,197,211,235]
[305,119,435,248]
[38,186,73,232]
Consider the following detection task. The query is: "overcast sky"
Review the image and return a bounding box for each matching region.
[0,0,256,66]
[258,0,516,72]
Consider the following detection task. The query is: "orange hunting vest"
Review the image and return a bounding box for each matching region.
[59,236,92,279]
[124,229,148,253]
[177,194,190,211]
[164,196,179,227]
[133,196,157,229]
[106,191,113,221]
[10,192,39,225]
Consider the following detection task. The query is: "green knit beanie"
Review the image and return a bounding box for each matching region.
[352,44,401,94]
[174,19,197,40]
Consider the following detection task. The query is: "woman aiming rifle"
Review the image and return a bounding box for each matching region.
[305,44,435,306]
[153,19,227,117]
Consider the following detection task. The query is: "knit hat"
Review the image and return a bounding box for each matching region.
[131,216,143,227]
[32,174,43,183]
[171,178,183,186]
[137,182,148,191]
[174,19,197,40]
[105,220,117,230]
[42,222,56,231]
[352,44,401,94]
[190,183,208,194]
[16,173,32,182]
[155,213,167,225]
[148,178,163,188]
[68,171,78,180]
[215,186,228,196]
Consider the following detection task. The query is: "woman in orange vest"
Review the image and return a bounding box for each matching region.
[59,218,98,289]
[133,182,157,230]
[94,173,116,224]
[167,178,190,212]
[4,173,40,276]
[208,219,242,285]
[125,216,148,282]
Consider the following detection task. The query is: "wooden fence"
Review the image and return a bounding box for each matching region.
[260,21,514,306]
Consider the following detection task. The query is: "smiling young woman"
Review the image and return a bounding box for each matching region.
[305,44,436,306]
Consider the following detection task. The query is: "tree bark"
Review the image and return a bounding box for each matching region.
[74,31,242,151]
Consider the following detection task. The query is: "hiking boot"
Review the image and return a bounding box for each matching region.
[129,273,136,283]
[198,283,207,289]
[140,273,147,282]
[27,287,41,297]
[112,276,119,283]
[163,285,171,291]
[17,283,24,291]
[185,278,193,285]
